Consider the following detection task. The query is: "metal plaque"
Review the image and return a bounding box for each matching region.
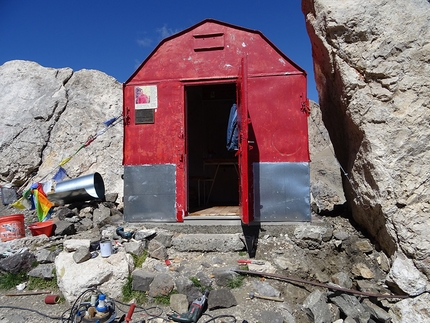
[135,109,154,124]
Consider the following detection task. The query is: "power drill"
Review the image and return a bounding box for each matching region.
[168,290,209,323]
[116,227,133,240]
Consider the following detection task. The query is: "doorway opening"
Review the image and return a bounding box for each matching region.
[186,83,240,216]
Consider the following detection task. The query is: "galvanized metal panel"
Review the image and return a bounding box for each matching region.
[124,165,176,222]
[253,162,310,222]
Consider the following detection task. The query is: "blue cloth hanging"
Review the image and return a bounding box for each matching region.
[103,117,117,127]
[52,166,68,182]
[226,104,238,151]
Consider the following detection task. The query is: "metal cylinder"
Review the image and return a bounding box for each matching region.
[100,239,112,258]
[49,172,105,205]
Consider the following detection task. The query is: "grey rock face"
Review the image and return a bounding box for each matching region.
[212,267,238,287]
[54,220,76,236]
[389,292,430,323]
[93,204,112,227]
[253,311,285,323]
[308,100,346,212]
[134,229,156,241]
[148,273,174,297]
[169,293,189,315]
[330,294,371,323]
[148,239,168,261]
[28,263,55,279]
[35,248,57,264]
[251,280,281,298]
[302,290,332,323]
[207,288,237,310]
[76,217,93,232]
[303,0,430,294]
[55,207,78,220]
[153,231,173,248]
[0,60,123,200]
[362,298,391,323]
[331,272,352,289]
[132,269,155,292]
[124,241,145,256]
[0,250,36,274]
[386,252,429,296]
[73,246,91,264]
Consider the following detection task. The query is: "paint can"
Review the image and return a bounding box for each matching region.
[100,239,112,257]
[45,294,60,304]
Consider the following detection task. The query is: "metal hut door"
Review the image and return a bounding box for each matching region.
[237,56,251,224]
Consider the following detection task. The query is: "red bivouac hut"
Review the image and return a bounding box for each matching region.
[123,19,310,224]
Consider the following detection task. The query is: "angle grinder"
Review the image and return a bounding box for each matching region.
[167,290,209,323]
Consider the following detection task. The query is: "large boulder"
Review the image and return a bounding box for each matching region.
[0,60,123,201]
[303,0,430,288]
[55,250,134,303]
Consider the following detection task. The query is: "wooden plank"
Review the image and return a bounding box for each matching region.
[188,206,240,216]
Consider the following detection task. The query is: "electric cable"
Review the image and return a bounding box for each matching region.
[0,295,241,323]
[113,297,240,323]
[0,305,63,320]
[201,313,237,323]
[112,298,165,320]
[61,287,100,323]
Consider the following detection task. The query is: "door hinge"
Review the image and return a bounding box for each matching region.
[300,95,310,116]
[124,107,131,125]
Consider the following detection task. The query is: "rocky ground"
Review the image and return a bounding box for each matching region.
[0,201,407,323]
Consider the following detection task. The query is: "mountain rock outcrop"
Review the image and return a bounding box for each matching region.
[303,0,430,294]
[0,60,123,200]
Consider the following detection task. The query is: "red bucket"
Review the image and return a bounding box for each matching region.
[28,220,55,237]
[0,214,25,242]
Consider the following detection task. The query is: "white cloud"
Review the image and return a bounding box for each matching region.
[134,59,142,69]
[156,25,179,39]
[137,37,152,47]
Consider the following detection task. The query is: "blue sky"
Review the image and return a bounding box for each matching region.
[0,1,318,102]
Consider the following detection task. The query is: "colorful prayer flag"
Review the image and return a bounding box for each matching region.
[32,183,53,222]
[53,167,67,182]
[59,156,73,166]
[103,117,117,127]
[11,197,26,210]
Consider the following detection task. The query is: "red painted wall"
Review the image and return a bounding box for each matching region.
[247,75,309,163]
[124,20,308,165]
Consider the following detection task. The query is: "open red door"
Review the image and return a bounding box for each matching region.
[237,56,251,224]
